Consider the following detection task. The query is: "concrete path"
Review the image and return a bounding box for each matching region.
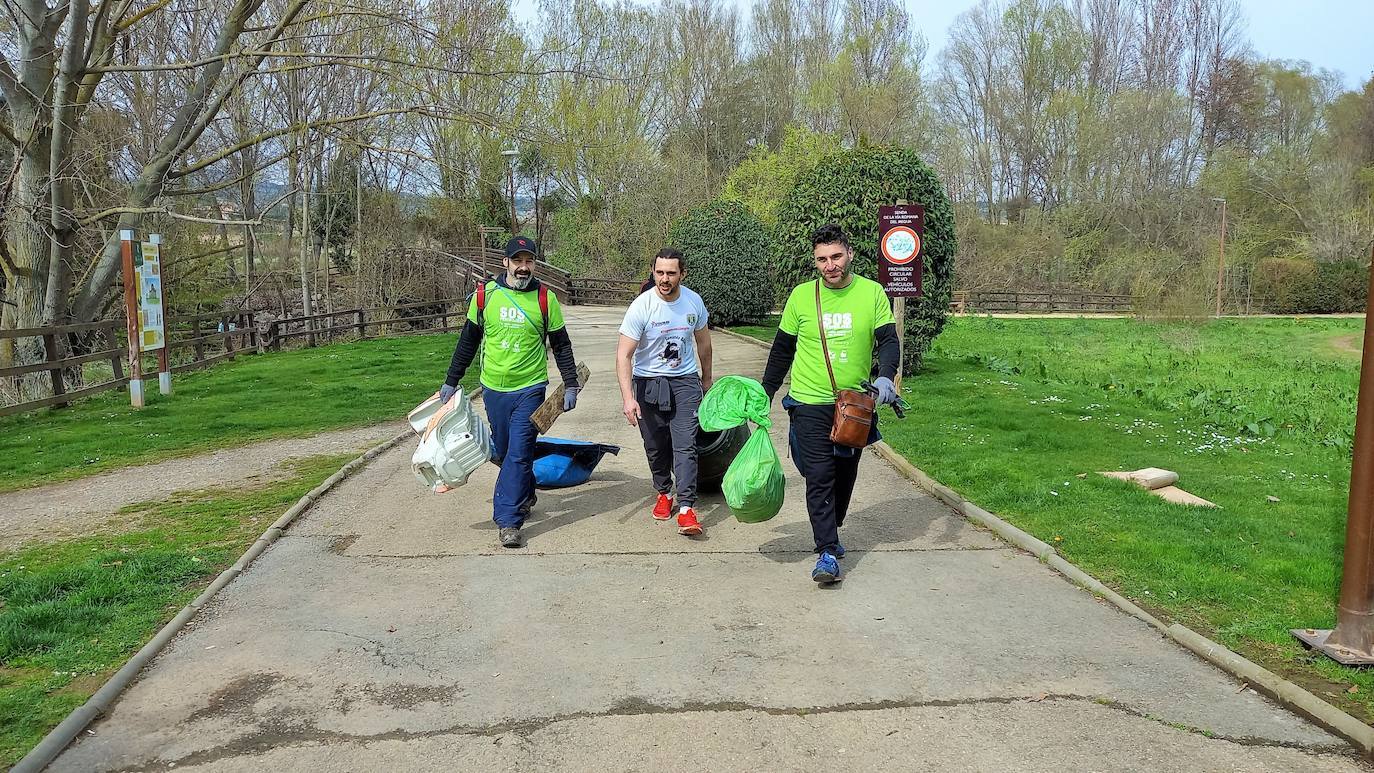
[53,306,1368,772]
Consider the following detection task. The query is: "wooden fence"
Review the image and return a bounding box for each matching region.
[568,277,642,305]
[266,298,465,350]
[955,290,1134,314]
[0,310,257,418]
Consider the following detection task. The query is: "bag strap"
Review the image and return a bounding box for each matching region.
[814,280,840,397]
[538,285,550,337]
[476,281,488,326]
[495,284,549,346]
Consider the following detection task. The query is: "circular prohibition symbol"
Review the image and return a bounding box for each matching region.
[881,226,921,265]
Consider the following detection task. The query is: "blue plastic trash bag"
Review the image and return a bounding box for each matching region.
[532,438,620,488]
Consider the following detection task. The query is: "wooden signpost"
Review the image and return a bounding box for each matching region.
[877,203,925,389]
[120,230,170,407]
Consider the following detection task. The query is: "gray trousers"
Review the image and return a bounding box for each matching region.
[633,375,703,508]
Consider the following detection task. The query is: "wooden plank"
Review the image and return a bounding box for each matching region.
[0,348,123,378]
[0,378,129,417]
[172,351,234,373]
[531,363,591,434]
[0,319,123,338]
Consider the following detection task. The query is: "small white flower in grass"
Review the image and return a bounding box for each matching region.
[1049,491,1059,496]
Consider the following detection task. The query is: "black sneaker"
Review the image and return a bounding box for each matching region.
[499,527,522,548]
[518,493,537,516]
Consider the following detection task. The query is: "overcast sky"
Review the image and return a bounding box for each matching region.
[512,0,1374,91]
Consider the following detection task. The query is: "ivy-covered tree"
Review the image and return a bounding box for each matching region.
[774,146,957,372]
[669,199,774,326]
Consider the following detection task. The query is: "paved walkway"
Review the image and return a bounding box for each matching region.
[54,307,1368,771]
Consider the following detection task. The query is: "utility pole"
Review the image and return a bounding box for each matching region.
[1294,244,1374,663]
[501,148,519,234]
[1212,197,1227,317]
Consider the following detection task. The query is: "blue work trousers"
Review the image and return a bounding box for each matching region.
[484,382,546,528]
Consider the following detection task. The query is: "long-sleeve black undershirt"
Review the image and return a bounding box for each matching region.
[443,275,580,390]
[761,322,901,400]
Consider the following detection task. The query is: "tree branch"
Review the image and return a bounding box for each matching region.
[170,107,450,179]
[78,189,296,227]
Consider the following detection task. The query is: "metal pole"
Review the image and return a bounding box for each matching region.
[1294,244,1374,663]
[1215,199,1227,318]
[507,163,517,234]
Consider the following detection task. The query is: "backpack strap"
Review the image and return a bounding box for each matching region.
[538,285,549,337]
[475,281,488,327]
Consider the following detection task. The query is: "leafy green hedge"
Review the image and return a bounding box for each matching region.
[669,199,774,326]
[774,147,957,372]
[1256,258,1369,314]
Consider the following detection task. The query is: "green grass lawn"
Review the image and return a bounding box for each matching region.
[0,335,470,492]
[735,314,1374,721]
[0,453,356,766]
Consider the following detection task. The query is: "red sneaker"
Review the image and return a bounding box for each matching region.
[652,493,673,520]
[677,508,703,536]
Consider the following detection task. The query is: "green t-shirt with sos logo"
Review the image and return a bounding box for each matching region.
[467,282,567,392]
[778,276,895,405]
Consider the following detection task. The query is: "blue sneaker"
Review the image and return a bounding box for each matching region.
[812,551,842,583]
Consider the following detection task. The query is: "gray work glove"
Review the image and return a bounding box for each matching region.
[872,376,899,405]
[563,386,580,412]
[439,383,458,404]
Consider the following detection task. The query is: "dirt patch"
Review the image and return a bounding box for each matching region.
[1330,334,1363,356]
[0,422,405,551]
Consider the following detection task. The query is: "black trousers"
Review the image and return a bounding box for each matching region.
[633,375,703,508]
[787,401,864,554]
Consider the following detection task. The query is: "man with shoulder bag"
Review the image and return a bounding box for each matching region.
[761,224,902,584]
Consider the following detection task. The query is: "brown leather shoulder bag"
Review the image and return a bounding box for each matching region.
[815,281,876,448]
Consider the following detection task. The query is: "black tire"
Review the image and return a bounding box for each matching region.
[697,424,750,492]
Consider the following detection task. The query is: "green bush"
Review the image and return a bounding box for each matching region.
[774,147,957,372]
[668,199,775,326]
[1256,258,1369,313]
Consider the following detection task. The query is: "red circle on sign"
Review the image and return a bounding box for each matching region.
[882,226,921,265]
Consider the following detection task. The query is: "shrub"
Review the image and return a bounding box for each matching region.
[774,146,957,372]
[1256,258,1369,313]
[668,199,775,326]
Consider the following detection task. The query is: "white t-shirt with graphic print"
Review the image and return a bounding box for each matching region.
[618,287,709,378]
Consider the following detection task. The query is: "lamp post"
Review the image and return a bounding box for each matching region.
[501,148,519,235]
[1294,244,1374,664]
[1211,197,1227,317]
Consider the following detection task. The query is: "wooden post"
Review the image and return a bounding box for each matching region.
[356,308,367,339]
[120,230,144,407]
[248,312,260,351]
[893,297,906,390]
[192,317,204,362]
[269,321,281,352]
[43,333,65,406]
[224,316,236,360]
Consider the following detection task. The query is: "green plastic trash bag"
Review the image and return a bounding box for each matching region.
[699,375,784,523]
[721,428,785,523]
[699,375,771,431]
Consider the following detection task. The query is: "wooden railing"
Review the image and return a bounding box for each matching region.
[957,290,1134,314]
[0,309,256,417]
[568,277,642,306]
[266,298,464,350]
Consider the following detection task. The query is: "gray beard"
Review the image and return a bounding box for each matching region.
[508,273,532,290]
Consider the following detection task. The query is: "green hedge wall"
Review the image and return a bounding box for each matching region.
[669,199,775,326]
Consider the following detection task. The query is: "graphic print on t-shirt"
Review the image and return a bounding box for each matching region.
[619,287,710,378]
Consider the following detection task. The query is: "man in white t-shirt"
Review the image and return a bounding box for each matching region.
[617,248,714,536]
